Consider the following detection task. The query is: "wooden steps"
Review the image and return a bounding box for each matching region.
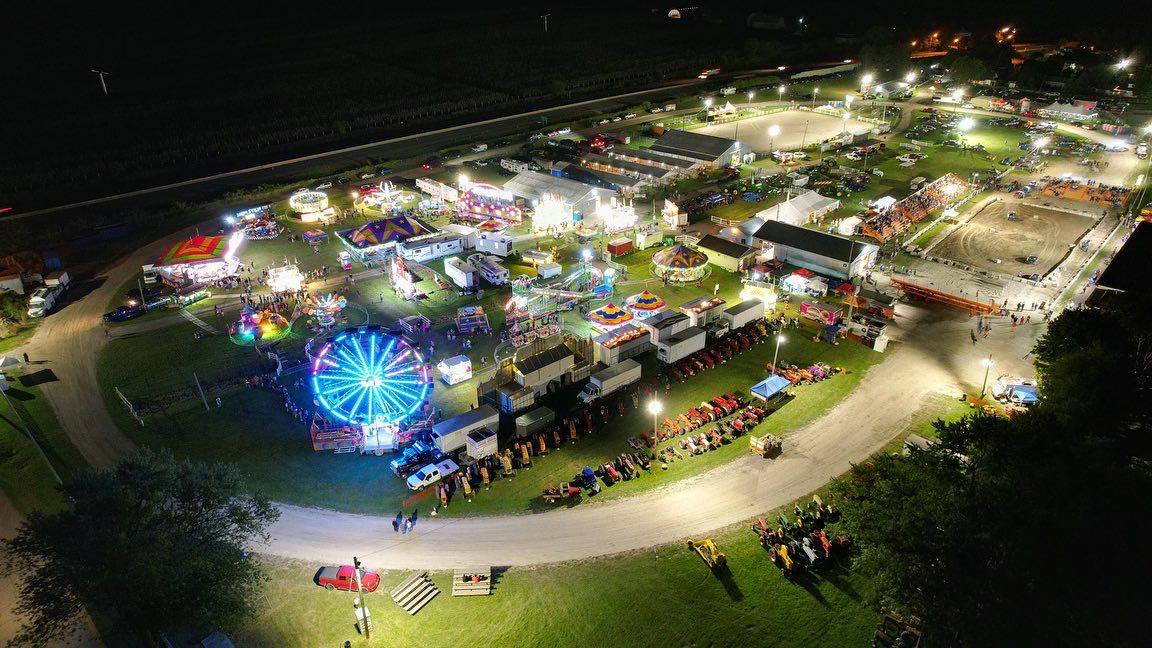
[452,566,492,596]
[390,572,439,615]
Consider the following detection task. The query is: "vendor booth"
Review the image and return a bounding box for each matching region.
[338,216,435,262]
[624,290,666,319]
[437,355,473,385]
[750,375,792,402]
[587,302,634,331]
[458,183,523,224]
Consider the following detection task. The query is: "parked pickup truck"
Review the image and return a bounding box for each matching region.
[577,359,642,404]
[406,459,459,490]
[315,565,380,592]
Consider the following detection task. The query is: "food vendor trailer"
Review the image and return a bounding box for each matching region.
[430,405,500,454]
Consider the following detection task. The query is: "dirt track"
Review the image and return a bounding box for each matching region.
[260,308,1042,568]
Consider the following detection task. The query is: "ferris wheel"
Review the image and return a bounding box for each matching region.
[309,327,431,425]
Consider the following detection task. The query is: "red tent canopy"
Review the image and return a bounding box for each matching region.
[156,235,228,267]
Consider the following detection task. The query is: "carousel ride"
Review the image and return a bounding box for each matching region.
[652,244,710,283]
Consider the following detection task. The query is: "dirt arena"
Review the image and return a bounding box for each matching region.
[695,110,874,152]
[931,200,1097,278]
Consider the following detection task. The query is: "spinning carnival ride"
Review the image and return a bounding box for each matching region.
[302,292,347,329]
[310,327,432,426]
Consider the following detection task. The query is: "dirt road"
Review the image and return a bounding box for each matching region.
[260,307,1042,568]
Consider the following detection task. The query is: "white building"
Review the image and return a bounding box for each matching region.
[503,171,615,218]
[751,220,877,279]
[1039,102,1098,122]
[752,190,841,228]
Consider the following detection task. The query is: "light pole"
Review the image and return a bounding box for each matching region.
[860,73,873,94]
[768,124,780,153]
[747,90,755,105]
[90,69,110,95]
[541,13,550,33]
[979,355,994,399]
[703,97,713,123]
[771,334,785,373]
[778,84,785,104]
[810,86,819,109]
[647,400,662,450]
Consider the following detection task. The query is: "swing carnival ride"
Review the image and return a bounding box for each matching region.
[309,327,433,454]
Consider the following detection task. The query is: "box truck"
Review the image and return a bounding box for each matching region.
[577,359,642,404]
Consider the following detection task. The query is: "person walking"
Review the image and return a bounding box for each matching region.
[22,352,29,364]
[394,511,403,532]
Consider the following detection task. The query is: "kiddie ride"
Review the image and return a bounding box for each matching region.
[687,537,727,571]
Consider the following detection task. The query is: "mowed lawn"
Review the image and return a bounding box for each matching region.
[238,512,876,648]
[0,373,88,515]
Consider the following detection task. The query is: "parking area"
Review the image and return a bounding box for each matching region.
[696,110,875,152]
[931,199,1098,278]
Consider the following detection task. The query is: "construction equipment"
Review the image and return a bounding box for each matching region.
[687,538,727,570]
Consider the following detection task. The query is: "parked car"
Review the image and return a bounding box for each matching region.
[377,166,393,175]
[443,149,463,160]
[471,143,489,152]
[623,112,637,119]
[421,157,443,170]
[315,181,333,189]
[406,459,459,490]
[359,172,376,179]
[315,565,380,592]
[103,304,147,323]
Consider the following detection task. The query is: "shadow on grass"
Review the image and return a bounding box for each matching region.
[819,562,863,602]
[18,370,58,388]
[715,565,744,601]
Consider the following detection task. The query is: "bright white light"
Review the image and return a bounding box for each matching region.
[768,124,781,138]
[532,193,572,232]
[1033,137,1050,149]
[904,71,917,83]
[704,97,713,108]
[980,357,994,367]
[776,334,786,344]
[778,85,786,95]
[861,73,874,86]
[1117,58,1132,69]
[845,94,855,107]
[958,117,976,132]
[647,400,663,415]
[581,249,593,262]
[748,91,755,101]
[951,88,965,101]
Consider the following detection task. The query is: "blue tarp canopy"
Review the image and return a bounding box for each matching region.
[1009,384,1039,404]
[750,375,792,402]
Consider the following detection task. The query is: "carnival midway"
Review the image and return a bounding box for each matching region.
[22,63,1142,643]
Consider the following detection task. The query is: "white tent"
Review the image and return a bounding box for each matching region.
[0,356,22,369]
[755,190,841,226]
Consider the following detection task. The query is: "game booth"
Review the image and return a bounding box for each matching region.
[302,229,328,245]
[308,327,433,454]
[652,245,710,283]
[594,197,639,234]
[457,183,523,225]
[153,232,244,287]
[437,354,473,385]
[289,190,337,224]
[531,193,574,232]
[624,290,667,319]
[267,264,305,293]
[587,302,634,331]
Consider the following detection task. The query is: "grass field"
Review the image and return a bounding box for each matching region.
[236,504,877,647]
[0,373,88,515]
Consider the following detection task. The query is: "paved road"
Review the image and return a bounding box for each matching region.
[10,81,701,217]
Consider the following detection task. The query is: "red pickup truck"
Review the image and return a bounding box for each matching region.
[315,565,380,592]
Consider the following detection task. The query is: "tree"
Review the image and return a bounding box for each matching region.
[861,26,910,77]
[2,449,280,645]
[948,56,990,85]
[831,301,1152,646]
